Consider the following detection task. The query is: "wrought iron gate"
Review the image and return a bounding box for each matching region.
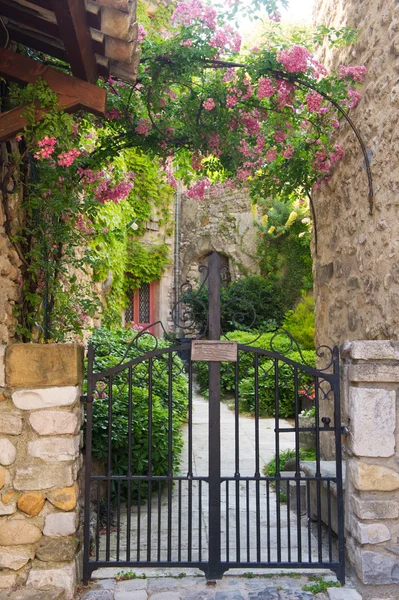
[83,252,345,584]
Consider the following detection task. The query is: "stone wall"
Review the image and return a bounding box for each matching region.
[312,0,399,349]
[0,344,83,598]
[342,341,399,598]
[179,186,259,284]
[0,142,23,346]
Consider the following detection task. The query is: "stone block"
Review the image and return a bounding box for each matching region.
[12,387,80,411]
[349,363,399,383]
[6,344,84,388]
[28,436,80,462]
[29,410,79,436]
[115,592,147,600]
[14,464,75,490]
[349,387,396,457]
[18,491,46,516]
[0,437,16,465]
[43,512,78,537]
[47,485,78,511]
[0,499,17,515]
[0,412,23,435]
[35,536,79,562]
[0,570,17,588]
[354,548,399,584]
[27,562,77,600]
[0,544,35,570]
[105,36,135,62]
[101,7,134,41]
[0,346,5,387]
[349,340,399,360]
[349,460,399,491]
[0,466,5,489]
[352,496,399,520]
[350,515,391,544]
[0,520,42,545]
[327,590,362,600]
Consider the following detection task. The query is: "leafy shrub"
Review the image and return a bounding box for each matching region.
[196,329,315,418]
[87,327,188,498]
[182,275,285,334]
[264,447,317,478]
[282,293,315,350]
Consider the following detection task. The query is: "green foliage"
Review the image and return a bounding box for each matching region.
[88,327,188,499]
[256,196,313,312]
[183,276,285,335]
[302,577,340,594]
[282,294,315,350]
[90,149,173,327]
[264,447,317,478]
[196,329,316,418]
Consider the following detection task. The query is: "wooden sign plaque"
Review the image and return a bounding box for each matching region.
[191,340,238,362]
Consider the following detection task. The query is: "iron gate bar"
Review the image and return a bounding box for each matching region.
[83,251,345,585]
[208,251,222,579]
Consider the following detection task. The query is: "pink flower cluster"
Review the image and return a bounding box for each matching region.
[203,98,216,111]
[186,178,209,201]
[180,38,193,47]
[258,77,275,99]
[268,11,281,22]
[106,108,120,119]
[339,65,366,83]
[209,25,241,53]
[78,168,135,204]
[135,119,152,136]
[346,90,361,109]
[306,91,323,113]
[95,179,135,204]
[57,148,81,167]
[75,214,95,235]
[34,136,56,160]
[277,45,310,73]
[171,0,216,29]
[137,24,147,44]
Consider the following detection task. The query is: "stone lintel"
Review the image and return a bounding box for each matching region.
[6,344,84,388]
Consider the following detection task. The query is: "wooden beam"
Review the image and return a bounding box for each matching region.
[0,48,106,116]
[0,0,59,38]
[0,94,81,142]
[6,23,106,61]
[50,0,98,83]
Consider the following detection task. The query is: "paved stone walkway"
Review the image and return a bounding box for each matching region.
[80,572,361,600]
[97,390,321,564]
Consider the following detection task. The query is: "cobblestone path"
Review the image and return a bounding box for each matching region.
[80,572,361,600]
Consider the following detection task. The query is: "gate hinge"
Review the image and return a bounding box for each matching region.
[341,425,350,436]
[80,395,88,403]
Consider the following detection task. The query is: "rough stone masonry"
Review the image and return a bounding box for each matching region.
[0,343,84,599]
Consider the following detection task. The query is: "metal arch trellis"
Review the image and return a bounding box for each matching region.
[83,251,345,585]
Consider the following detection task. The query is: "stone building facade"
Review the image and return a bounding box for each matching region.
[312,0,399,349]
[179,186,259,286]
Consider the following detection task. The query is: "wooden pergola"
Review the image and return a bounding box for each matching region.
[0,0,139,142]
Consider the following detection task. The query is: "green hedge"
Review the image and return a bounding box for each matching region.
[196,330,315,418]
[87,327,188,497]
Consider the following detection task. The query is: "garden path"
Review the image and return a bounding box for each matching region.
[99,388,319,566]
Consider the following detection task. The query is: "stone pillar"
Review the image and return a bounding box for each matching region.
[342,341,399,599]
[0,343,84,599]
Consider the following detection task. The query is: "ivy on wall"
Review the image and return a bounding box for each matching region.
[91,149,174,327]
